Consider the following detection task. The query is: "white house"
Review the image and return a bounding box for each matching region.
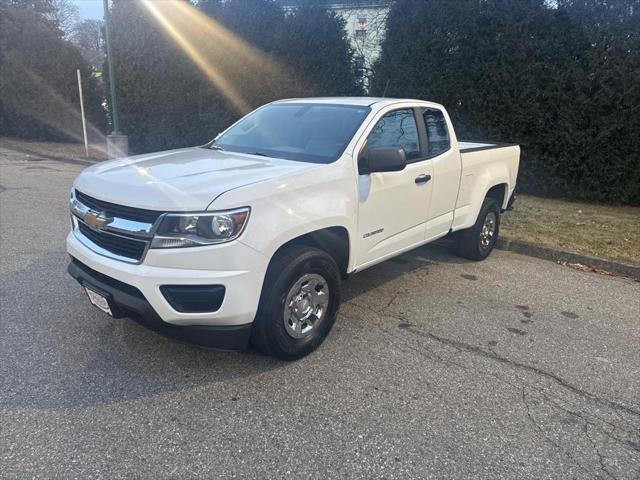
[278,1,392,90]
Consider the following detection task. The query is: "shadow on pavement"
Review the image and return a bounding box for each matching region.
[0,240,468,409]
[0,252,282,409]
[343,240,471,302]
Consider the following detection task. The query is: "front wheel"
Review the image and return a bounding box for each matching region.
[251,246,341,360]
[454,198,501,261]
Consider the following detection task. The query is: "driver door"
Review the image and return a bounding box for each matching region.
[355,107,434,268]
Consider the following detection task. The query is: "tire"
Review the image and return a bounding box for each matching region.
[454,197,501,261]
[250,245,341,360]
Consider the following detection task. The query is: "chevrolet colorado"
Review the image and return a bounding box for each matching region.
[67,97,520,359]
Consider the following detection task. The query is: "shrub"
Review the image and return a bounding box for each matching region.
[372,0,639,204]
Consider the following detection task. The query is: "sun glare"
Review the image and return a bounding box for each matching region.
[14,63,108,155]
[139,0,303,114]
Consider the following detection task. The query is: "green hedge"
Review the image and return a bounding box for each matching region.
[372,0,640,205]
[108,0,362,154]
[0,4,105,142]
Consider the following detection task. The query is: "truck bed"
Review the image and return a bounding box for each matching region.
[450,141,520,231]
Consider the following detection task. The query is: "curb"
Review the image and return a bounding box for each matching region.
[495,238,640,280]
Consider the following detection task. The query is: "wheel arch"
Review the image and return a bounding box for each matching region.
[485,182,509,209]
[270,226,351,279]
[452,177,512,232]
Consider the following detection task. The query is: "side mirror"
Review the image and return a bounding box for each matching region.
[358,148,407,174]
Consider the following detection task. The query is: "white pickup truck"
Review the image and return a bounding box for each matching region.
[67,97,519,359]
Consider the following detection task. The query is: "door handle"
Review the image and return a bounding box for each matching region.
[415,174,432,185]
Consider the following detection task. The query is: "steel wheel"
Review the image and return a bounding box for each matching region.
[480,211,497,249]
[283,273,330,339]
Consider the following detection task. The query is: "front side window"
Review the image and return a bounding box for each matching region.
[366,109,421,161]
[213,103,370,164]
[422,107,451,157]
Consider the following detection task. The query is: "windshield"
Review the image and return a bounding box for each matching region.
[211,103,371,163]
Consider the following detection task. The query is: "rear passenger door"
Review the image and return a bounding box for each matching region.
[421,107,461,240]
[355,107,434,267]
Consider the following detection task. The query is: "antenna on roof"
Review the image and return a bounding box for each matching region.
[382,79,390,98]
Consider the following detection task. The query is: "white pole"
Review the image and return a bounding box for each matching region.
[76,68,89,158]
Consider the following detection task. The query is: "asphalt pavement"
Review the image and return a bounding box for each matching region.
[1,145,639,479]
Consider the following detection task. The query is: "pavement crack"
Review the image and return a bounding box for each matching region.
[383,290,401,310]
[586,425,619,480]
[345,300,467,370]
[518,386,602,478]
[522,386,562,450]
[347,299,633,477]
[343,296,640,476]
[346,298,639,424]
[0,184,30,194]
[407,326,640,421]
[539,392,640,453]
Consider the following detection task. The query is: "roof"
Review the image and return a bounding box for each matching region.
[273,97,441,108]
[277,1,392,8]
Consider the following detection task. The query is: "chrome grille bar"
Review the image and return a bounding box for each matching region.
[70,189,163,263]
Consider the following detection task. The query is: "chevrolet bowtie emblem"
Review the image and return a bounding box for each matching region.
[84,210,113,230]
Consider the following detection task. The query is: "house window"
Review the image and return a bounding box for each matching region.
[355,14,367,38]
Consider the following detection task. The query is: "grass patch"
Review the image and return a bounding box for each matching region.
[501,195,640,265]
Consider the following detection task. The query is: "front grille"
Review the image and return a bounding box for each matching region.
[78,221,147,261]
[75,190,163,224]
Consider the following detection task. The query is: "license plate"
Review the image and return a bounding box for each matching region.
[84,286,113,316]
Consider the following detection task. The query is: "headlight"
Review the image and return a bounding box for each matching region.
[151,208,250,248]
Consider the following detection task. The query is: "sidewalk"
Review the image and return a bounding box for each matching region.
[0,137,107,164]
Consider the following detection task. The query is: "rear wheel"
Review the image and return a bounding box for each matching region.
[251,246,341,360]
[454,197,501,260]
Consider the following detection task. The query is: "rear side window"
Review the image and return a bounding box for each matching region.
[367,109,421,161]
[422,108,450,157]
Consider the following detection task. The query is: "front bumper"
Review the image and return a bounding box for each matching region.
[68,259,252,350]
[66,230,270,349]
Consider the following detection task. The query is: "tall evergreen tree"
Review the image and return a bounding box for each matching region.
[275,2,362,96]
[199,0,362,98]
[107,0,229,153]
[108,0,360,153]
[372,0,639,204]
[555,0,640,203]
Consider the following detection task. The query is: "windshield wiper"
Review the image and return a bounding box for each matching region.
[247,151,269,157]
[208,144,224,151]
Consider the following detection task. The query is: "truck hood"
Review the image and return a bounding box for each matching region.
[74,147,317,211]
